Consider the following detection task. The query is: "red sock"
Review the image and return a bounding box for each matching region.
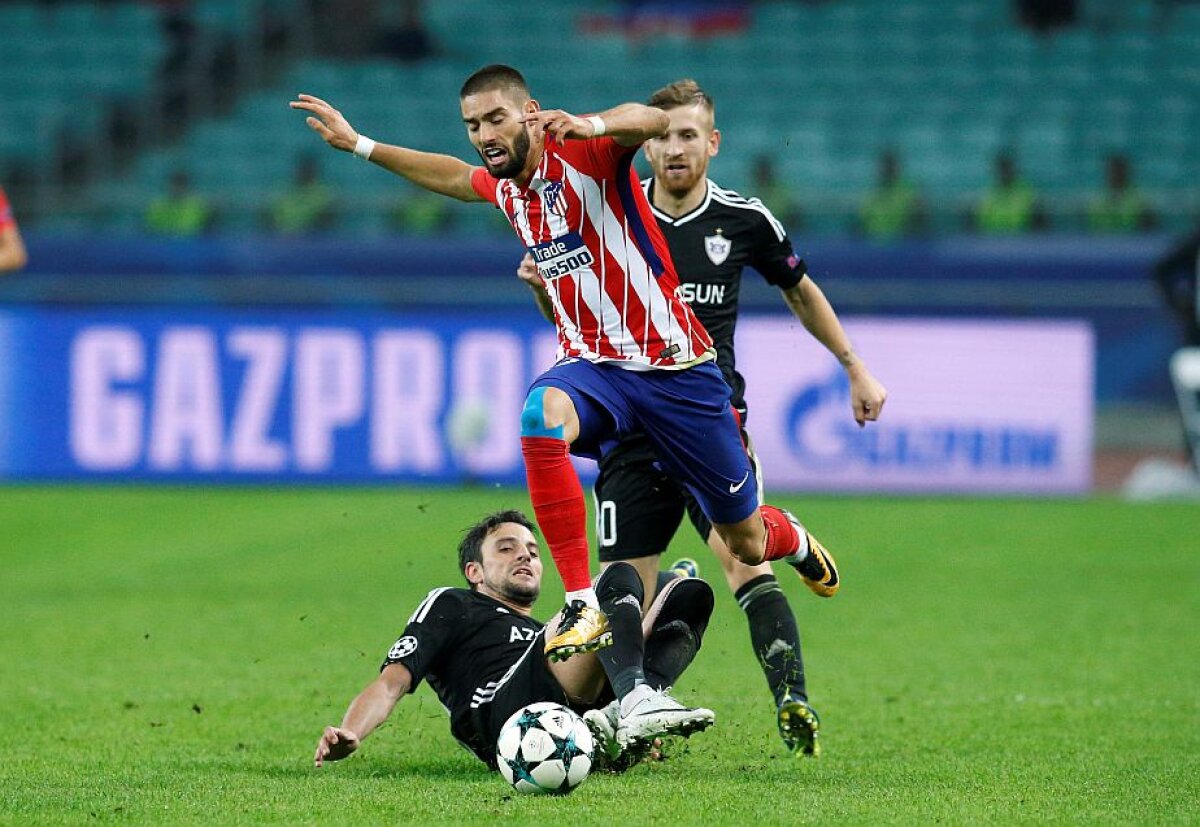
[521,436,592,592]
[759,505,801,561]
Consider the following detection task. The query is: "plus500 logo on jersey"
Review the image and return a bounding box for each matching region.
[529,232,594,281]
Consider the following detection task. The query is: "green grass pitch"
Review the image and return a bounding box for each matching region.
[1,487,1197,823]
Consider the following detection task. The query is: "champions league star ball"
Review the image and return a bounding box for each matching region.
[496,702,594,794]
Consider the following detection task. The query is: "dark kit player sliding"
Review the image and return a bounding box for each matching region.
[313,511,716,770]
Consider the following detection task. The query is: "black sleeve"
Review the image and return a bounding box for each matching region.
[1154,231,1200,280]
[379,587,466,688]
[748,211,806,290]
[1153,231,1200,324]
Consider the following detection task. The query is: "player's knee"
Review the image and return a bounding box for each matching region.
[520,387,564,439]
[596,561,645,609]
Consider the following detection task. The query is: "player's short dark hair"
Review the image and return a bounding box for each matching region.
[457,509,538,588]
[646,78,714,115]
[460,64,530,100]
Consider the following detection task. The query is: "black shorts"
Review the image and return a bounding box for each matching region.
[469,631,571,767]
[594,431,761,563]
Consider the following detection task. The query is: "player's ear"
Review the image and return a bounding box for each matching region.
[464,561,484,587]
[523,99,541,139]
[709,127,721,158]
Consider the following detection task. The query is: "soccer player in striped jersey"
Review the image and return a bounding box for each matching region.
[292,64,832,666]
[519,79,888,756]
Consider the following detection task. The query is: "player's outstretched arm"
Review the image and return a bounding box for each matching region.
[314,663,412,767]
[516,254,555,323]
[290,94,483,203]
[782,277,888,427]
[520,103,668,148]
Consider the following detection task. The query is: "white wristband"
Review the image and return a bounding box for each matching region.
[586,116,606,138]
[353,134,376,160]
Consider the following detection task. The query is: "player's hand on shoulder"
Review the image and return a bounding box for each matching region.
[516,254,544,289]
[290,94,358,153]
[519,109,593,142]
[314,725,360,767]
[848,363,888,428]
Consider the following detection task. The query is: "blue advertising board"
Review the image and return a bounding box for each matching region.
[0,307,1095,492]
[0,307,558,483]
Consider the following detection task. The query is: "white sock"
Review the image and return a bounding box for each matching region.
[619,682,655,717]
[787,530,811,565]
[565,587,599,610]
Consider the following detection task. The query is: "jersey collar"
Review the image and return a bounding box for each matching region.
[644,178,714,227]
[474,587,535,617]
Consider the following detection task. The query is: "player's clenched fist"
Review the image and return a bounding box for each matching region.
[290,94,359,153]
[848,366,888,428]
[314,725,360,767]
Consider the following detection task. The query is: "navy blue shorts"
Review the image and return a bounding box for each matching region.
[531,359,758,526]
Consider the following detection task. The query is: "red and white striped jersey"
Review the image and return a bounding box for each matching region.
[471,136,713,369]
[0,188,15,231]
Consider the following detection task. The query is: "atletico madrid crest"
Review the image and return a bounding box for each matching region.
[704,231,731,265]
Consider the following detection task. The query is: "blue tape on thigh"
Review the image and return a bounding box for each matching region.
[520,386,564,439]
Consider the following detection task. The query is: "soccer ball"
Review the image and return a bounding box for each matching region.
[495,702,594,794]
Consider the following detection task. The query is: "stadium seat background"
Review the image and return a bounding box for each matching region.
[4,0,1198,235]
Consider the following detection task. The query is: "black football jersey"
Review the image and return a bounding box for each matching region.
[644,178,806,418]
[381,587,543,761]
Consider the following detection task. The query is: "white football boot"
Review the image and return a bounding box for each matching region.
[614,685,714,749]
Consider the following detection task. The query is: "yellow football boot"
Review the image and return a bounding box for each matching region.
[784,511,840,597]
[545,600,613,662]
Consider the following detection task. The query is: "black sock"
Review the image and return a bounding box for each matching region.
[595,563,646,699]
[735,574,806,705]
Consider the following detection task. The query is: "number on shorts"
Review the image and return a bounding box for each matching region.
[597,500,617,547]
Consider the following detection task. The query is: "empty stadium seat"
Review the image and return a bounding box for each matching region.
[5,0,1196,235]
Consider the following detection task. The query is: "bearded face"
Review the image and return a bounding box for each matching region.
[468,522,543,608]
[478,125,531,180]
[644,103,719,198]
[462,87,538,181]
